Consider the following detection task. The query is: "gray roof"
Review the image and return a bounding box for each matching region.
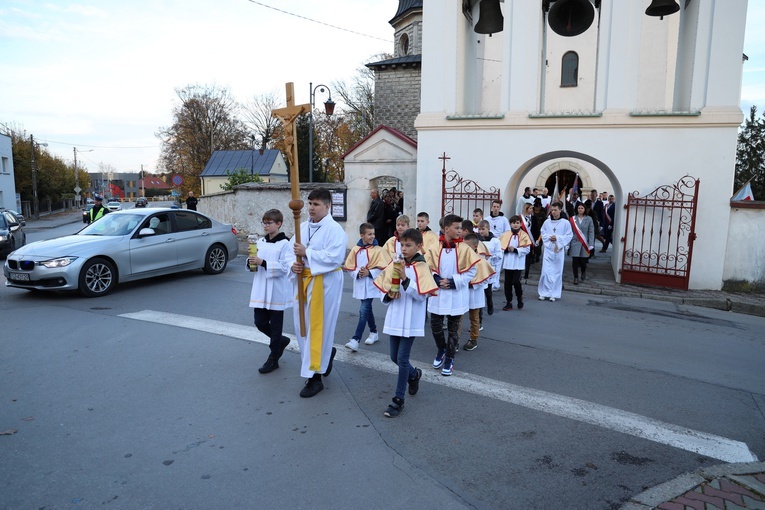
[391,0,423,24]
[200,150,281,177]
[366,54,422,68]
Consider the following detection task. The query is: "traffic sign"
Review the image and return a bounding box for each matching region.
[74,186,82,193]
[171,190,179,197]
[172,175,183,186]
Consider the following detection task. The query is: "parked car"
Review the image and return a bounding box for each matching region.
[135,197,148,208]
[82,204,95,223]
[0,208,26,226]
[107,201,122,211]
[4,208,239,297]
[0,211,26,257]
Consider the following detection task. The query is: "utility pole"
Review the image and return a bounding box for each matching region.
[73,147,81,207]
[140,164,145,197]
[30,135,39,219]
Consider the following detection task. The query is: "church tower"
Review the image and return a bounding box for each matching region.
[366,0,423,140]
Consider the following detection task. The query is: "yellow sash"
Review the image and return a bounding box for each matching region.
[300,267,339,372]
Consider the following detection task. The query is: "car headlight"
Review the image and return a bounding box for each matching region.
[41,257,78,268]
[0,235,7,241]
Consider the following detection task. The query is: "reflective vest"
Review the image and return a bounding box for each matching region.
[89,205,107,223]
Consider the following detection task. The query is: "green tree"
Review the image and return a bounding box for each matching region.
[735,105,765,199]
[219,168,263,191]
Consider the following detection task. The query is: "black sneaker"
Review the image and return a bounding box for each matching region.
[517,300,524,310]
[464,340,478,351]
[299,377,324,398]
[408,368,422,396]
[258,355,279,374]
[279,336,291,356]
[384,397,404,417]
[323,347,337,377]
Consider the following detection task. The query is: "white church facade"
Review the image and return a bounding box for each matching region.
[413,0,749,290]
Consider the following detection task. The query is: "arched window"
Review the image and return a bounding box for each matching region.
[399,33,410,56]
[561,51,579,87]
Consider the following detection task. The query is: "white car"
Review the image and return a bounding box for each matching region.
[4,208,239,297]
[107,201,122,211]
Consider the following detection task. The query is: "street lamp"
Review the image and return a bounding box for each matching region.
[250,134,256,176]
[308,82,335,184]
[30,135,48,220]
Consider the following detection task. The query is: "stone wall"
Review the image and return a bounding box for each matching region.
[723,203,765,291]
[197,182,347,240]
[374,65,422,140]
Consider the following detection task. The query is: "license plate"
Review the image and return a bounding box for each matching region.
[9,272,30,281]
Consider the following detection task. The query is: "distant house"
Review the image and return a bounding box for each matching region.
[200,149,288,195]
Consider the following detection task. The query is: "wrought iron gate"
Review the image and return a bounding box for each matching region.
[620,175,700,290]
[440,154,500,219]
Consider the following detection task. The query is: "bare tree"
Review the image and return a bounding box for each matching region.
[332,53,391,139]
[242,90,285,151]
[156,84,249,195]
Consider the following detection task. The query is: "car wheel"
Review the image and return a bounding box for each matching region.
[79,258,117,297]
[203,244,228,274]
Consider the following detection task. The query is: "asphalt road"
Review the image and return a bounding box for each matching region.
[1,219,763,509]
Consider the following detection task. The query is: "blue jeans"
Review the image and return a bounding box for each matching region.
[353,298,377,340]
[390,336,416,400]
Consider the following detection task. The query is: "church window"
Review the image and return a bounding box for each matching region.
[561,51,579,87]
[399,33,410,56]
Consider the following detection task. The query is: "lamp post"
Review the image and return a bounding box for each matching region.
[250,134,255,176]
[30,135,48,220]
[308,82,335,183]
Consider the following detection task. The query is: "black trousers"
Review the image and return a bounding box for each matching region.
[572,257,589,278]
[504,269,523,304]
[253,308,286,358]
[431,313,461,359]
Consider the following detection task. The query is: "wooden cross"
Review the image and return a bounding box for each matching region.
[272,82,311,336]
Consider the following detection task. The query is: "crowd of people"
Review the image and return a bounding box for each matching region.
[245,187,616,419]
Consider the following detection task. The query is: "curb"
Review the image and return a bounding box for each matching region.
[621,462,765,509]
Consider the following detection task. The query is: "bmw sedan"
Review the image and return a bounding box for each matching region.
[1,211,26,257]
[4,208,239,297]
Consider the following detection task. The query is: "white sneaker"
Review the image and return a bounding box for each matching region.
[345,339,360,352]
[538,296,546,301]
[549,297,556,302]
[364,332,379,345]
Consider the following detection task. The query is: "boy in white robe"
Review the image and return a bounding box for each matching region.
[424,214,480,376]
[343,223,391,352]
[478,219,502,300]
[248,209,292,374]
[500,215,532,311]
[374,229,438,418]
[462,234,495,351]
[287,189,348,398]
[383,214,410,258]
[538,202,573,302]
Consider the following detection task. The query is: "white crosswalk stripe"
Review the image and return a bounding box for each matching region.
[120,309,758,464]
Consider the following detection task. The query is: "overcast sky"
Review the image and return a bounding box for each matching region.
[1,0,763,175]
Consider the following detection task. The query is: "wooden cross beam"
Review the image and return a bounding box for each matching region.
[272,82,311,336]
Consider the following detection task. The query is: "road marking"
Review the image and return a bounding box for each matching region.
[121,310,758,464]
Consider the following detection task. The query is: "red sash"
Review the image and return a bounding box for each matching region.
[570,217,590,255]
[520,215,536,247]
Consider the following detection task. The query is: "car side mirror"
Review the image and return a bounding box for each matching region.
[138,228,156,237]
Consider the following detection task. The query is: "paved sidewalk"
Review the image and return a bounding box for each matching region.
[622,462,765,509]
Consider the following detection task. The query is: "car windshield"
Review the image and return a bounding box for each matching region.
[80,213,143,236]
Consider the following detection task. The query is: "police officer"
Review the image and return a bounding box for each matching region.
[88,195,110,224]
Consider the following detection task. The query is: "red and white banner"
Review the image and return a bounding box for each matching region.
[570,217,590,255]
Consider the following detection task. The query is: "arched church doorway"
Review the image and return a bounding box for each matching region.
[544,170,582,199]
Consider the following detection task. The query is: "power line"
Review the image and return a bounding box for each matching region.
[39,139,159,149]
[247,0,392,43]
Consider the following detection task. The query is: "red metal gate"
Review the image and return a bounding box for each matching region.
[440,153,500,219]
[620,175,700,290]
